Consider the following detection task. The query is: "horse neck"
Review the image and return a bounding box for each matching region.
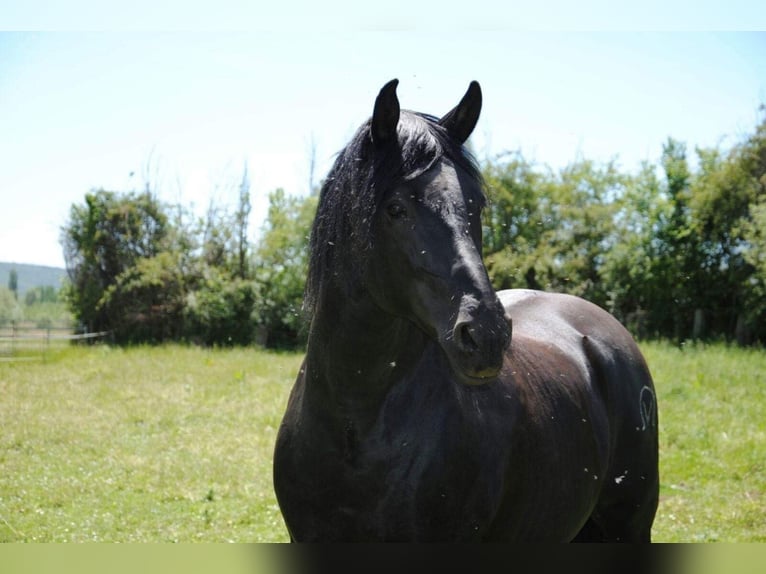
[305,285,427,428]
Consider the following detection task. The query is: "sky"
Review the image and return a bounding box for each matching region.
[1,9,766,268]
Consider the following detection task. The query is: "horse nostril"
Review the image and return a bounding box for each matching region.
[456,322,479,353]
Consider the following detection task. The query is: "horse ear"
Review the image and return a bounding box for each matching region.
[439,81,482,144]
[371,79,400,146]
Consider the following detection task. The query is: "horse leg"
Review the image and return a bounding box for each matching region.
[572,468,659,542]
[574,333,660,542]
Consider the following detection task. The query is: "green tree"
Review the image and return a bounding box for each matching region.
[7,269,18,300]
[482,153,622,309]
[252,188,317,349]
[600,161,667,337]
[61,189,169,333]
[542,158,622,306]
[654,138,699,339]
[694,110,766,343]
[234,162,252,280]
[184,265,257,346]
[0,286,23,327]
[481,117,766,345]
[482,152,552,290]
[200,199,235,271]
[24,286,58,306]
[98,251,187,343]
[741,199,766,342]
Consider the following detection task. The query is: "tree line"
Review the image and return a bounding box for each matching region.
[1,268,69,329]
[61,164,315,348]
[62,110,766,348]
[482,111,766,345]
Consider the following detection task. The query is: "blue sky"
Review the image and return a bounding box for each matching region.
[1,27,765,268]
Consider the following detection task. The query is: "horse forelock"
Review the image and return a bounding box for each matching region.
[304,111,484,316]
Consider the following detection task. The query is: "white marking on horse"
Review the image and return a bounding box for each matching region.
[639,386,655,431]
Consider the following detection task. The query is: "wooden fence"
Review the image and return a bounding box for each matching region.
[0,323,109,362]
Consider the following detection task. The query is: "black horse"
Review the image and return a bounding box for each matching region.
[273,79,659,542]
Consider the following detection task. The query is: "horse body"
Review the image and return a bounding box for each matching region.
[275,289,657,542]
[273,80,659,542]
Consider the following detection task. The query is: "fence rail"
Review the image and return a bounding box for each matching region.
[0,323,109,362]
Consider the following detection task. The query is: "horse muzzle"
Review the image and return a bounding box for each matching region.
[443,295,512,385]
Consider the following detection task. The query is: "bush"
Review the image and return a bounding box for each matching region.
[99,252,186,344]
[184,266,258,346]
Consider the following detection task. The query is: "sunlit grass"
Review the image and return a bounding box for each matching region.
[643,341,766,542]
[1,342,764,542]
[0,345,300,542]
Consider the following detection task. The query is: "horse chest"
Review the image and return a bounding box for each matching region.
[330,439,503,540]
[279,393,509,541]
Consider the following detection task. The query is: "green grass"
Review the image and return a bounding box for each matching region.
[643,341,766,542]
[1,342,764,542]
[0,345,301,542]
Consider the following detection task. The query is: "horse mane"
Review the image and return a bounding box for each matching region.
[304,110,485,316]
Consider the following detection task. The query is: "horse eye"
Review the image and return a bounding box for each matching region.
[386,201,407,219]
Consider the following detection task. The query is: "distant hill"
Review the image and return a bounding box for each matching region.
[0,262,67,296]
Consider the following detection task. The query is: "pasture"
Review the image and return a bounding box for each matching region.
[0,342,763,542]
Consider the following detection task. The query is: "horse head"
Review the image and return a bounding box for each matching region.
[365,79,511,385]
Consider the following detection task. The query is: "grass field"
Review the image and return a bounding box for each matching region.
[0,346,299,542]
[643,342,766,542]
[0,341,764,542]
